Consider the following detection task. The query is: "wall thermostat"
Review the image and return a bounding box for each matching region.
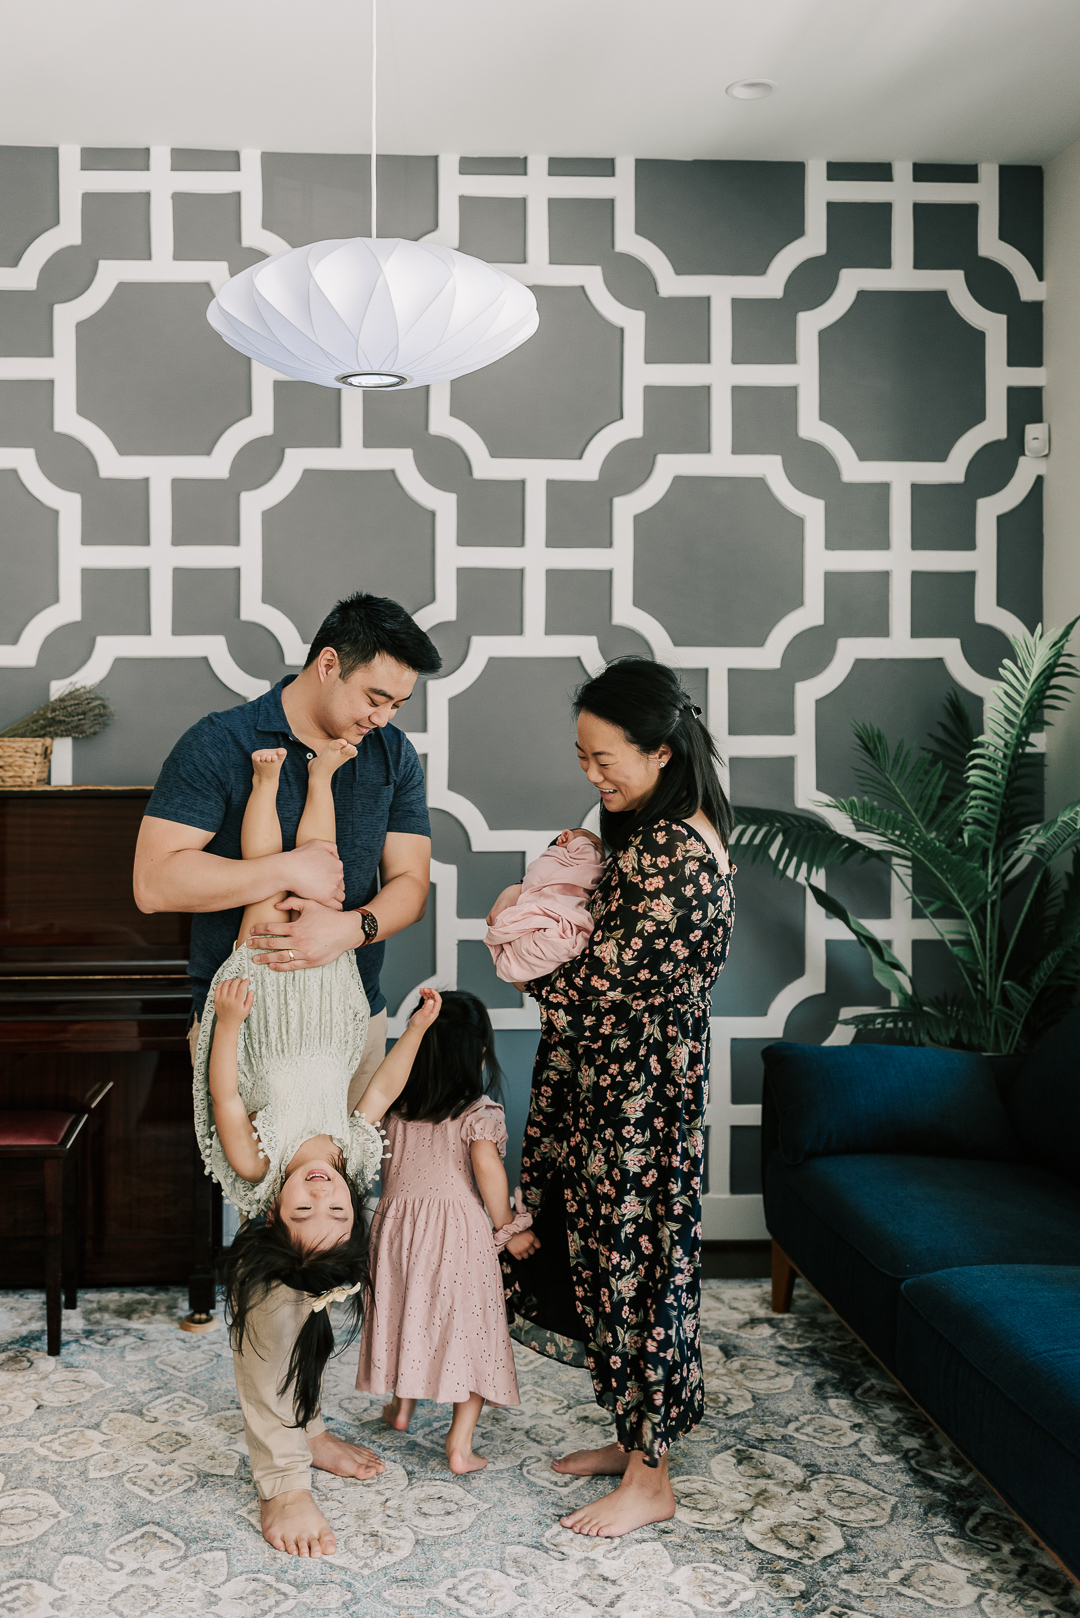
[1025,422,1050,458]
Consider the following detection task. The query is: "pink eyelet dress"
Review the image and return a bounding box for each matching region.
[356,1097,520,1407]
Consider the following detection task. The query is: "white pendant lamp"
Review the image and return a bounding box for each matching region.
[206,0,538,390]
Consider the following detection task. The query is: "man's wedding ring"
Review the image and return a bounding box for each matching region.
[286,949,295,962]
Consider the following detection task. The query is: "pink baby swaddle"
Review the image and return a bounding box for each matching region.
[485,835,606,983]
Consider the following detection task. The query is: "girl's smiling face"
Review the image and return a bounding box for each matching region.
[575,710,670,815]
[274,1159,354,1250]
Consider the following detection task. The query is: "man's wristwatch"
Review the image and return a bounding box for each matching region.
[358,908,379,944]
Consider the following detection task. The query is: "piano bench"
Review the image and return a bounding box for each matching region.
[0,1080,113,1354]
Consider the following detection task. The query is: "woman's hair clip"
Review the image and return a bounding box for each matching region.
[683,702,702,718]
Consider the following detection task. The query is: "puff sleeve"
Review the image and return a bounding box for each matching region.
[460,1099,508,1157]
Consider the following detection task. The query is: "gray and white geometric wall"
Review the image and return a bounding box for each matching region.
[0,147,1044,1236]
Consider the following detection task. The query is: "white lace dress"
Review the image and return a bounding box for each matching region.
[192,944,382,1217]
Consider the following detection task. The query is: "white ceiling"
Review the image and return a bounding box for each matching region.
[3,0,1080,164]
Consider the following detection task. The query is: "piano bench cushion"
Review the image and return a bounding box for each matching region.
[0,1111,77,1147]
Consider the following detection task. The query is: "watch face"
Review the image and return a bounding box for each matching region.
[362,911,379,941]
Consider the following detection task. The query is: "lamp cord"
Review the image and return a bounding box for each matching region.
[370,0,377,236]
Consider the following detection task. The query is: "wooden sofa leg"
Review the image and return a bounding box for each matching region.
[771,1241,796,1313]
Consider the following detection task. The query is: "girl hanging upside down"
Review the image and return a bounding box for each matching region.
[192,740,441,1558]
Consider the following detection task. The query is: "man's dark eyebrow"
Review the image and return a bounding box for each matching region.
[367,686,410,704]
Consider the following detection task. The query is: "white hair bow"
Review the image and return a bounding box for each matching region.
[310,1280,362,1314]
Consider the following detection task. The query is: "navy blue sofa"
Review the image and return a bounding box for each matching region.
[762,1006,1080,1578]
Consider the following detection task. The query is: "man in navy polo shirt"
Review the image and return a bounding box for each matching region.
[133,590,441,1558]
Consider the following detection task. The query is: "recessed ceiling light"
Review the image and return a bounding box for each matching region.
[726,80,776,100]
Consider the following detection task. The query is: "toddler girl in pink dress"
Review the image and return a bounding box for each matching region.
[355,990,538,1473]
[484,828,605,984]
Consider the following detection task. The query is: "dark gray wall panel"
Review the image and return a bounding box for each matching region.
[819,290,986,463]
[262,469,435,636]
[0,148,59,267]
[635,161,805,276]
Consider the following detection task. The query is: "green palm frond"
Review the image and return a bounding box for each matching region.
[965,621,1078,856]
[805,881,912,999]
[825,797,988,917]
[850,723,952,832]
[729,808,881,883]
[925,687,977,801]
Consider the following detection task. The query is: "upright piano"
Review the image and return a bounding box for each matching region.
[0,787,217,1311]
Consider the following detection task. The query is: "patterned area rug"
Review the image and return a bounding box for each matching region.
[0,1280,1075,1618]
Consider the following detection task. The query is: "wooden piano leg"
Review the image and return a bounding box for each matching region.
[771,1241,796,1314]
[43,1158,63,1355]
[182,1134,219,1332]
[62,1150,78,1310]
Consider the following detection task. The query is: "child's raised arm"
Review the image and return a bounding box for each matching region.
[207,977,268,1182]
[358,988,442,1125]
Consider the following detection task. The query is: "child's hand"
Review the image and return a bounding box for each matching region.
[407,986,442,1032]
[214,977,254,1026]
[505,1229,540,1260]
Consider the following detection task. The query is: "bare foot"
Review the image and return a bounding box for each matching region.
[560,1454,675,1538]
[446,1391,486,1474]
[446,1438,487,1475]
[251,747,287,786]
[308,1427,384,1481]
[551,1442,629,1477]
[309,738,357,781]
[382,1396,415,1432]
[260,1489,336,1557]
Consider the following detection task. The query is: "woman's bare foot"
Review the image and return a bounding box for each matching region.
[260,1489,336,1557]
[309,738,357,781]
[551,1442,629,1477]
[446,1391,486,1474]
[560,1453,675,1538]
[251,747,287,786]
[307,1428,384,1481]
[382,1395,415,1432]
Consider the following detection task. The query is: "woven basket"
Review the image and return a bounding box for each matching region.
[0,737,53,787]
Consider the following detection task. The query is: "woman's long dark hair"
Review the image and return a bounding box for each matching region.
[574,656,733,855]
[392,989,503,1124]
[224,1159,369,1428]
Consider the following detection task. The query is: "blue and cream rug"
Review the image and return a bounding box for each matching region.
[0,1280,1074,1617]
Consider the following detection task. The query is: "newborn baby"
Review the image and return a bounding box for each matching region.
[485,828,605,984]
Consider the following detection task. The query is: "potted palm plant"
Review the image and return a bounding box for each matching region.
[731,622,1080,1055]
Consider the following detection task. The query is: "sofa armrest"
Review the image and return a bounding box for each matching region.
[763,1040,1023,1166]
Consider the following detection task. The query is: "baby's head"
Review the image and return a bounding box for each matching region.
[393,989,503,1124]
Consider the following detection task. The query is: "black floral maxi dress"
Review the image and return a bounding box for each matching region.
[502,817,734,1464]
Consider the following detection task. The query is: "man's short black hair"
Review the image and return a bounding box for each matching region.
[304,592,442,680]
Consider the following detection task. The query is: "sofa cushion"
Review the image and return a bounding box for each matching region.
[765,1151,1080,1368]
[897,1266,1080,1572]
[763,1042,1022,1166]
[1005,1004,1080,1188]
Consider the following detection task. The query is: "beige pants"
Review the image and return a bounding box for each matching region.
[191,998,387,1498]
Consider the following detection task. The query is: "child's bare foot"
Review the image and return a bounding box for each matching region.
[308,1428,384,1480]
[446,1436,487,1475]
[445,1391,486,1473]
[251,747,287,786]
[382,1395,415,1431]
[260,1489,336,1557]
[309,738,357,781]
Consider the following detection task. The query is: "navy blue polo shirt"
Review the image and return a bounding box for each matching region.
[145,677,430,1018]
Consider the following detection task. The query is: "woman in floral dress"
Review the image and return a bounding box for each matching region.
[490,657,735,1538]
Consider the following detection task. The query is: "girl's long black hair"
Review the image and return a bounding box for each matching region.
[392,989,503,1124]
[223,1156,369,1428]
[574,656,734,855]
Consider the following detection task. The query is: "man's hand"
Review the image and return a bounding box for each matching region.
[282,841,345,909]
[486,884,522,927]
[247,898,361,970]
